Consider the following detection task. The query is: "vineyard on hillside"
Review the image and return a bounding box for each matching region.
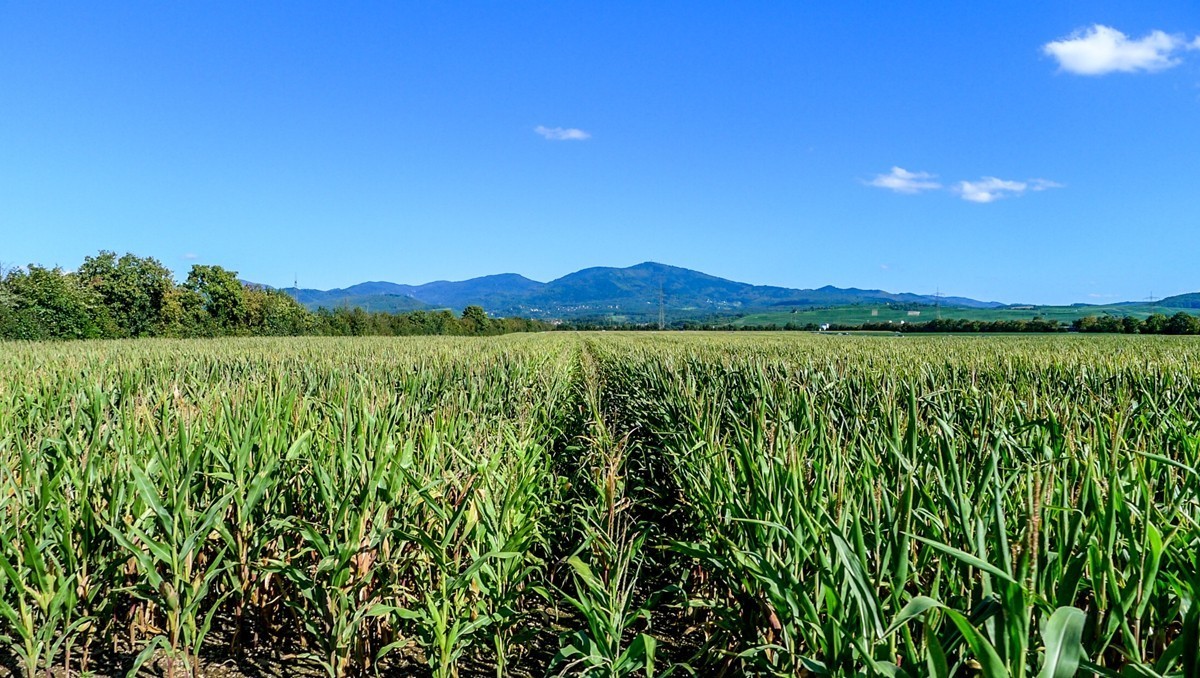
[1,333,1198,677]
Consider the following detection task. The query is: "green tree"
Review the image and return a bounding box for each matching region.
[1164,311,1200,335]
[0,265,114,340]
[244,286,311,336]
[185,265,247,333]
[78,251,176,337]
[429,310,459,335]
[155,285,208,337]
[0,280,18,338]
[1095,315,1123,333]
[1142,313,1168,334]
[461,305,490,335]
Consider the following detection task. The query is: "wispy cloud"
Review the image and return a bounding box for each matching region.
[534,125,591,141]
[1028,179,1064,191]
[182,253,199,261]
[866,167,942,194]
[956,177,1063,203]
[866,168,1062,203]
[1043,25,1196,75]
[957,178,1026,203]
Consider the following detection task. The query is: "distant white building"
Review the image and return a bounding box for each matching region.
[819,323,830,331]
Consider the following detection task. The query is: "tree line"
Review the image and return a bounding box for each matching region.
[1070,312,1200,334]
[0,251,550,341]
[556,314,1200,334]
[822,314,1200,334]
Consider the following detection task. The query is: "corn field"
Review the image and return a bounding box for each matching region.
[1,333,1197,677]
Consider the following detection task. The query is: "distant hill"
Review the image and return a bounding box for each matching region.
[1159,292,1200,309]
[408,273,546,309]
[282,261,1006,320]
[287,284,431,313]
[288,273,546,313]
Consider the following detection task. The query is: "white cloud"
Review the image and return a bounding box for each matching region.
[866,167,942,194]
[956,177,1062,203]
[1043,25,1193,75]
[866,167,1062,202]
[534,125,591,141]
[182,253,198,260]
[958,178,1026,203]
[1028,179,1064,191]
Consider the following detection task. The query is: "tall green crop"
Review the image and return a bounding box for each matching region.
[0,332,1197,676]
[589,333,1200,676]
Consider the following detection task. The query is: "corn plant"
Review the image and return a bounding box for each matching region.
[0,450,89,678]
[266,424,410,677]
[105,439,233,678]
[549,343,660,677]
[552,526,658,677]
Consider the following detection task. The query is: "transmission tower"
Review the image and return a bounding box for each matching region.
[658,282,666,330]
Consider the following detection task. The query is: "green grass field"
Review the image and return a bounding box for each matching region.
[2,333,1198,677]
[732,302,1177,327]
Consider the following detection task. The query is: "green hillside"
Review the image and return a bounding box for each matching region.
[1160,292,1200,309]
[306,294,432,313]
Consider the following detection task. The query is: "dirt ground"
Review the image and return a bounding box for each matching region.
[0,604,705,677]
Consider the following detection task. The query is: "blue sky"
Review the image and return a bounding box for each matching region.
[2,2,1198,304]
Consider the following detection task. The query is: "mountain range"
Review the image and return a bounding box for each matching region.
[280,262,1200,321]
[282,262,1014,320]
